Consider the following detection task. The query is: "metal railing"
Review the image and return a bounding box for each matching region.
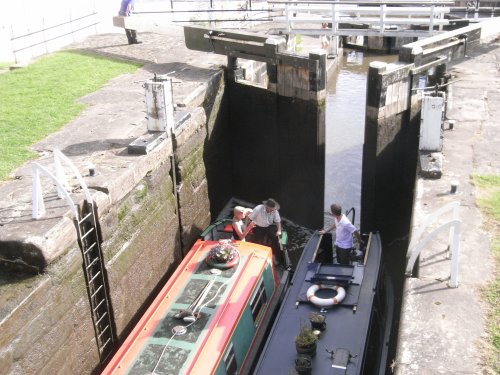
[9,12,99,64]
[270,0,452,38]
[405,201,461,288]
[32,149,92,220]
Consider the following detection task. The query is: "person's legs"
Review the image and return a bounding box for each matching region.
[253,225,282,265]
[252,226,267,245]
[263,226,283,265]
[335,246,351,265]
[125,29,134,44]
[125,29,141,44]
[129,29,140,44]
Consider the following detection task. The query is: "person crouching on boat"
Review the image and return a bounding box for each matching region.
[232,206,255,241]
[248,198,282,264]
[319,203,363,265]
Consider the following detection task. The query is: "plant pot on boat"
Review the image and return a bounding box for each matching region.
[309,312,326,332]
[205,240,240,269]
[295,355,312,375]
[295,326,318,357]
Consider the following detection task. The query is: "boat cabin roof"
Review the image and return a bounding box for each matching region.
[254,232,382,375]
[102,239,275,375]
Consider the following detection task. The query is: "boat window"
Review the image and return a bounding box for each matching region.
[223,342,238,375]
[250,279,267,323]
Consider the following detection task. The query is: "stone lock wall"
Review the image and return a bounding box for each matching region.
[0,159,188,374]
[361,61,416,238]
[0,73,228,374]
[227,82,325,229]
[0,159,182,374]
[361,23,484,238]
[103,163,182,337]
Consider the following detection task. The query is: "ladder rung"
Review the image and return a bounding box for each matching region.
[95,312,108,326]
[83,242,97,256]
[93,298,106,313]
[99,337,112,352]
[90,284,104,299]
[79,212,93,225]
[88,271,102,286]
[81,227,95,240]
[86,257,99,270]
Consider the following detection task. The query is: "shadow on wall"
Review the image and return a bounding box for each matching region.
[201,71,233,220]
[225,81,325,229]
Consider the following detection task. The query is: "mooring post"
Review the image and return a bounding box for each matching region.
[144,77,174,133]
[308,50,327,93]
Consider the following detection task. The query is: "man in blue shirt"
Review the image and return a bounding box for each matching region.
[119,0,141,44]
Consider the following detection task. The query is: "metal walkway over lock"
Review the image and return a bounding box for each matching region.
[272,0,453,38]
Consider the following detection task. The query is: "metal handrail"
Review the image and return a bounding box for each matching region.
[32,163,78,220]
[277,0,450,38]
[32,149,92,220]
[345,207,356,226]
[405,201,461,288]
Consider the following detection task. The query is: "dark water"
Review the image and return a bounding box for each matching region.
[325,50,408,367]
[324,50,398,228]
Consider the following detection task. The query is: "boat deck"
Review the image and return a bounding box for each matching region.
[254,232,386,375]
[103,239,275,375]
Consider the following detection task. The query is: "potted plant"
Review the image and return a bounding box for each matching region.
[309,312,326,332]
[295,326,318,357]
[205,240,239,269]
[294,355,312,375]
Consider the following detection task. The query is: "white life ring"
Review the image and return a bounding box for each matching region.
[306,284,346,307]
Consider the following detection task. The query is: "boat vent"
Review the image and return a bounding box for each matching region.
[308,264,355,286]
[172,325,188,336]
[330,348,354,375]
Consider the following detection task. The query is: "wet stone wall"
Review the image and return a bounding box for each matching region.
[361,23,484,239]
[0,74,227,374]
[227,81,325,229]
[0,161,182,374]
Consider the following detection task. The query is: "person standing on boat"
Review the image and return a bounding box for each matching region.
[319,203,363,264]
[232,206,255,241]
[248,198,282,263]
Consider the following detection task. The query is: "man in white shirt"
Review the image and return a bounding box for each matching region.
[248,198,282,263]
[319,203,363,264]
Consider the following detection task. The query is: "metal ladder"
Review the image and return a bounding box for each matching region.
[32,149,116,362]
[76,199,115,362]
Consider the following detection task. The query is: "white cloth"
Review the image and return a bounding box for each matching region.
[334,214,357,248]
[249,204,281,227]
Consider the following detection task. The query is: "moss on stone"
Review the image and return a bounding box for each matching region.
[117,203,129,223]
[134,182,148,203]
[320,98,326,109]
[104,170,177,271]
[178,145,205,182]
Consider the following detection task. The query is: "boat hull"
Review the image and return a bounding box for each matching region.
[102,239,284,375]
[254,231,394,375]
